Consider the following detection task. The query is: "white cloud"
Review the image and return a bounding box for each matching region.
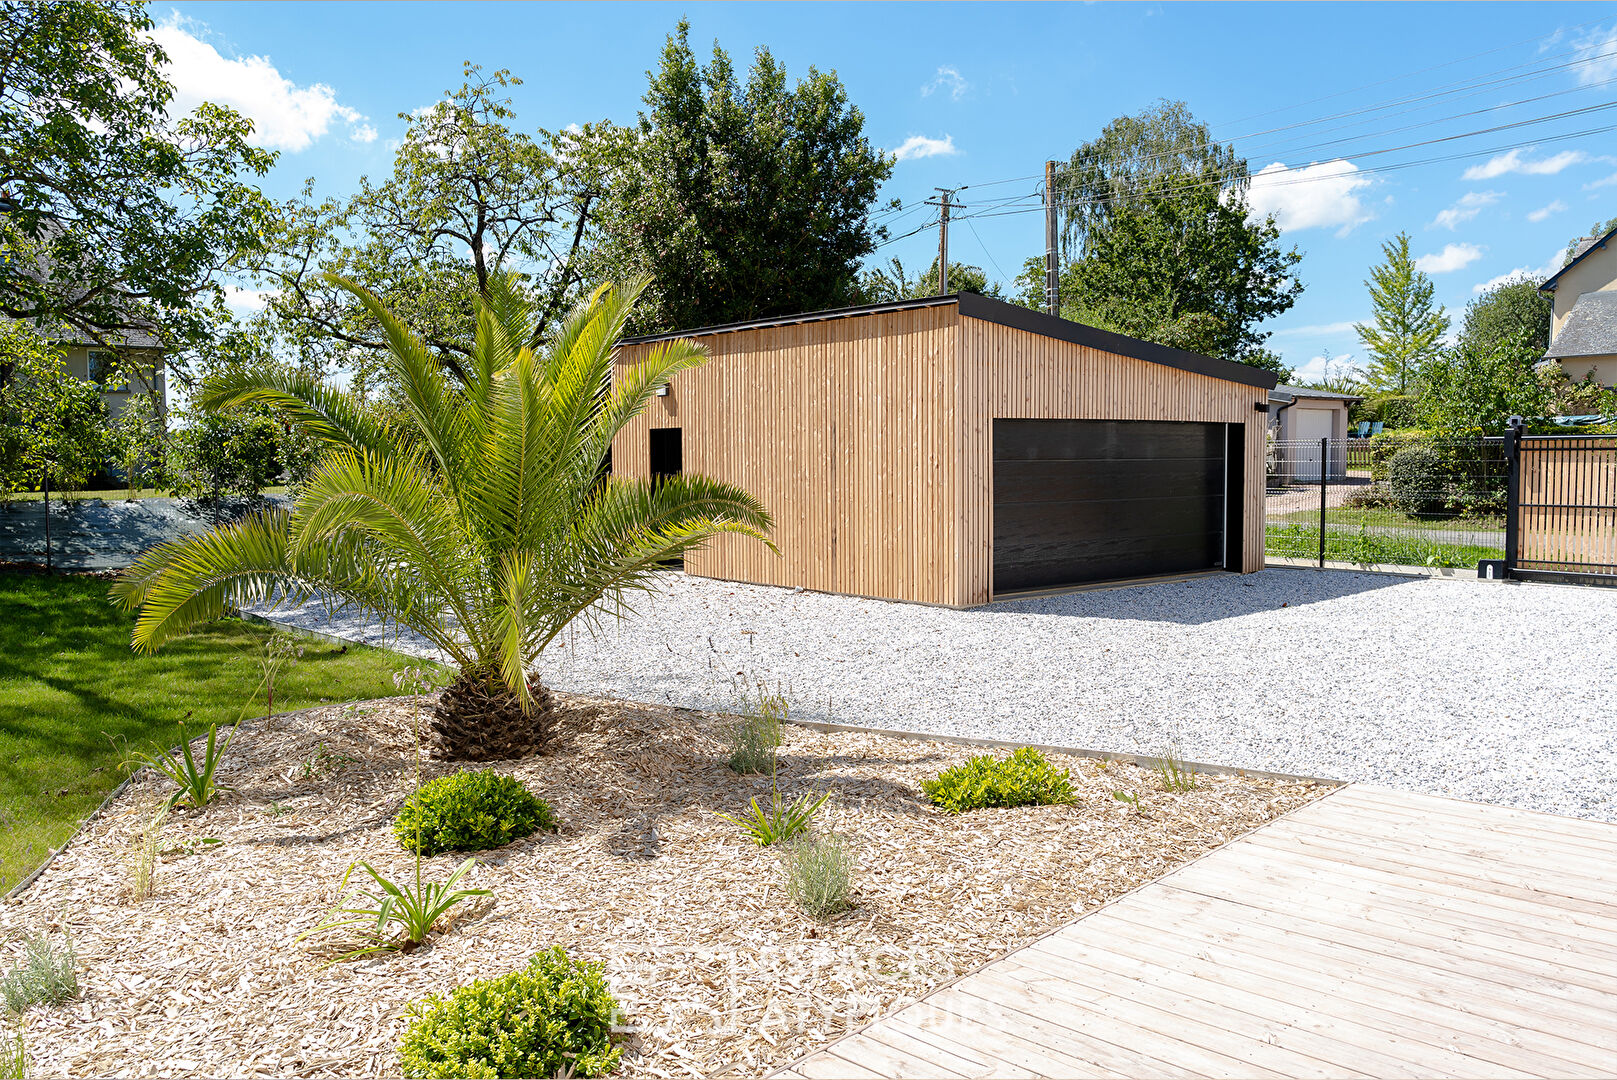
[223,285,273,311]
[1246,159,1373,235]
[1462,148,1588,181]
[1290,352,1363,384]
[1429,190,1501,230]
[150,14,372,152]
[1570,24,1617,86]
[1528,199,1569,222]
[1470,251,1565,294]
[921,66,969,101]
[891,134,958,162]
[1414,243,1485,274]
[1584,172,1617,190]
[1268,321,1359,338]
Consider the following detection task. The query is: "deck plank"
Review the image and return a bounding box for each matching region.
[776,785,1617,1078]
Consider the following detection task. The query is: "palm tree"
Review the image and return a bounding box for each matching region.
[113,274,772,759]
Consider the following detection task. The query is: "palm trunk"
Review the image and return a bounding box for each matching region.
[430,670,557,760]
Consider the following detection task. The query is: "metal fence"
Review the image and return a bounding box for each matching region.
[1506,431,1617,583]
[1265,436,1507,569]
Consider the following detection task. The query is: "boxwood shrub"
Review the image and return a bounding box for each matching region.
[395,769,556,856]
[400,948,621,1079]
[922,747,1075,813]
[1385,445,1448,516]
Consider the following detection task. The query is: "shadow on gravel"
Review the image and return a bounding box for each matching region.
[988,567,1417,625]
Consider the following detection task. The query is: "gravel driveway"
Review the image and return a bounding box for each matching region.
[258,568,1617,822]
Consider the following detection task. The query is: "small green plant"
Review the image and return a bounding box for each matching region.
[784,834,854,919]
[0,1030,25,1080]
[255,633,304,723]
[123,802,168,903]
[120,718,239,809]
[0,932,77,1013]
[921,747,1076,813]
[723,685,786,774]
[399,948,622,1079]
[301,741,360,779]
[1154,746,1198,794]
[394,771,556,856]
[1112,790,1142,812]
[300,856,491,959]
[302,666,493,960]
[718,785,831,846]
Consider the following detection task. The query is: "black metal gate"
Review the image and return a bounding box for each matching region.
[1503,424,1617,585]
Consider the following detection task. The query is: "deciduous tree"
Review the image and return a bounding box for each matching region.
[1354,233,1449,393]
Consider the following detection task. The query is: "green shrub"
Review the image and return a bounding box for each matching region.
[922,748,1075,813]
[1385,446,1447,515]
[1355,393,1419,429]
[399,948,621,1079]
[784,834,854,919]
[1367,428,1431,480]
[723,687,785,774]
[395,770,555,856]
[0,932,77,1013]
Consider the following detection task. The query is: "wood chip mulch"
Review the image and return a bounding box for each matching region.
[4,694,1327,1078]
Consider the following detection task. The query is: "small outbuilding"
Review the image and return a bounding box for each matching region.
[612,292,1277,606]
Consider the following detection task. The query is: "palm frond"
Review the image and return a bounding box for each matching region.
[193,367,396,457]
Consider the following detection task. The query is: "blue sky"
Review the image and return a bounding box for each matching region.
[159,1,1617,381]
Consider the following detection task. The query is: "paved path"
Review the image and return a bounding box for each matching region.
[779,785,1617,1079]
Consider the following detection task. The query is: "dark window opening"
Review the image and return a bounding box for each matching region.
[650,427,682,481]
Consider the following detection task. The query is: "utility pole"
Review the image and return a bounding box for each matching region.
[925,187,962,294]
[1044,160,1060,316]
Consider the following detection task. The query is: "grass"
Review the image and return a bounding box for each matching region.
[0,569,433,893]
[1265,523,1502,568]
[1271,506,1504,534]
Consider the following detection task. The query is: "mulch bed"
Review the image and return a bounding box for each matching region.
[4,694,1327,1077]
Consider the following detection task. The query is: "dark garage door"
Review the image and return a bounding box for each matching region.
[994,419,1228,593]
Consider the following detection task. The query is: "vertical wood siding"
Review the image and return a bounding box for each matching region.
[612,306,961,604]
[611,304,1269,606]
[1517,436,1617,573]
[956,316,1269,605]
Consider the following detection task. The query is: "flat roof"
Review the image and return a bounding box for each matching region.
[621,292,1279,390]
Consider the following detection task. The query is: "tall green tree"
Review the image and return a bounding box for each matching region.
[0,1,274,360]
[1417,335,1548,434]
[254,66,599,392]
[114,275,772,760]
[0,325,109,496]
[1457,277,1551,354]
[584,21,894,333]
[1354,233,1449,393]
[1055,100,1247,260]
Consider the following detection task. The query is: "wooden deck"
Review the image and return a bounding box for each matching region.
[778,785,1617,1079]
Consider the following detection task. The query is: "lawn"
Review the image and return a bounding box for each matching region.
[1270,505,1505,534]
[1265,522,1503,568]
[0,569,434,893]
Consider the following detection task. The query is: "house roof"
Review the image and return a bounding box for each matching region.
[1543,290,1617,359]
[1272,384,1363,403]
[1538,224,1617,294]
[620,292,1279,390]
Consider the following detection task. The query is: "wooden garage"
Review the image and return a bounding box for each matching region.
[611,292,1276,607]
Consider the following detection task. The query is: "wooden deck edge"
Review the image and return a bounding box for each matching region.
[766,782,1356,1078]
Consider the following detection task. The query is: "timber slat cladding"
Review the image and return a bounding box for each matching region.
[612,302,1269,605]
[1518,436,1617,573]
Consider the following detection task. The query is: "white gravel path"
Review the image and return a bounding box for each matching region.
[257,568,1617,822]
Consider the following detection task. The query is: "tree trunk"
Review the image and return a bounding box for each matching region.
[430,672,557,760]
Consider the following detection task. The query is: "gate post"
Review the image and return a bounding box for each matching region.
[1503,417,1522,579]
[1318,436,1328,569]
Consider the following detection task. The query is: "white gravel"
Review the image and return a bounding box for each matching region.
[258,568,1617,822]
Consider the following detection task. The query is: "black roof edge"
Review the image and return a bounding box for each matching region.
[1539,222,1617,294]
[620,291,1278,390]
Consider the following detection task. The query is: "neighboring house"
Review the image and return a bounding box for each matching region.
[612,292,1275,606]
[1539,224,1617,386]
[1266,384,1362,482]
[6,319,168,423]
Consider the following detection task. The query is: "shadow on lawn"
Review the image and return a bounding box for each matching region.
[988,566,1417,626]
